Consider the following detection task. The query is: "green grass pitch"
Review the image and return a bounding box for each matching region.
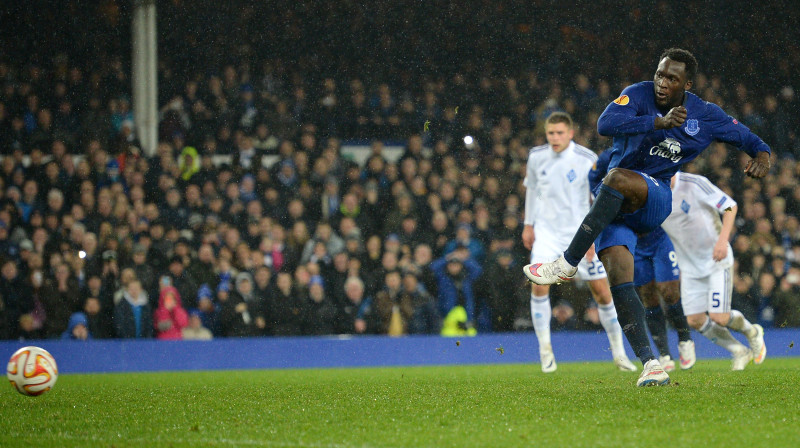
[1,358,798,447]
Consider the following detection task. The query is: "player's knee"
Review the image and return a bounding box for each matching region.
[709,313,730,326]
[657,283,681,305]
[589,282,613,304]
[531,284,549,297]
[603,168,631,190]
[592,291,613,305]
[641,294,660,308]
[686,314,706,330]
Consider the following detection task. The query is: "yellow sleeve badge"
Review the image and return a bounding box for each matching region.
[613,95,630,106]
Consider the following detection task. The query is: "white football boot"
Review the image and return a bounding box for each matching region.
[731,346,753,371]
[540,343,557,373]
[658,355,676,373]
[614,355,638,372]
[523,255,577,285]
[678,340,696,370]
[637,359,670,387]
[747,324,766,365]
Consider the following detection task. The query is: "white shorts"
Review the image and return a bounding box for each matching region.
[680,264,733,316]
[531,236,607,282]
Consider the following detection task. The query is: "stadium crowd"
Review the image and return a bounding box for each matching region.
[1,1,799,340]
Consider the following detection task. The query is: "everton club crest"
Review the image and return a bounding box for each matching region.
[684,119,699,136]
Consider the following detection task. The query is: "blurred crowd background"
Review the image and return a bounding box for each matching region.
[1,0,799,341]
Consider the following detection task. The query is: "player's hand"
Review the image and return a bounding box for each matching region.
[744,151,770,178]
[585,243,596,262]
[654,106,687,130]
[712,239,728,261]
[522,225,535,250]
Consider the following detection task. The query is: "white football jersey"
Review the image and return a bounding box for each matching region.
[523,141,597,246]
[661,172,736,277]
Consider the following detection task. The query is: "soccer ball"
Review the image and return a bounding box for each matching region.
[6,346,58,396]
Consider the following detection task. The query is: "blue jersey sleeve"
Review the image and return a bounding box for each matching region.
[597,83,656,137]
[706,103,771,157]
[589,149,612,191]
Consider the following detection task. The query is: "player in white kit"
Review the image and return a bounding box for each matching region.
[523,112,637,373]
[661,172,766,370]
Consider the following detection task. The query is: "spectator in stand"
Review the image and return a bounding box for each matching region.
[41,262,82,338]
[443,224,486,264]
[401,267,440,334]
[336,276,375,335]
[83,296,113,339]
[303,275,337,335]
[757,272,777,328]
[268,271,306,336]
[182,309,213,340]
[217,273,255,337]
[61,312,91,340]
[167,255,198,310]
[154,286,189,340]
[773,265,800,328]
[0,258,33,339]
[475,248,527,332]
[430,245,482,329]
[115,280,152,339]
[374,270,414,336]
[300,221,344,264]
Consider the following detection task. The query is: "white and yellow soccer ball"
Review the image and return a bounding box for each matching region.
[7,346,58,396]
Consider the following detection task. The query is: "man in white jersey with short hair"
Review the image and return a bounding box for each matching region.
[661,172,766,370]
[523,112,637,373]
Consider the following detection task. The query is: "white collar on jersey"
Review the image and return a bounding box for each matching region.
[551,140,574,156]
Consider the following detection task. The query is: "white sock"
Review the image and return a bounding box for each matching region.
[727,310,755,337]
[700,316,747,354]
[598,302,626,357]
[530,294,552,348]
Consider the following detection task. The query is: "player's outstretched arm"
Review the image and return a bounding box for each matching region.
[707,103,770,178]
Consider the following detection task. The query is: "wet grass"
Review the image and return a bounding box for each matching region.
[1,358,798,447]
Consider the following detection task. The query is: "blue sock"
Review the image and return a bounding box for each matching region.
[564,184,624,266]
[610,282,655,364]
[645,306,671,358]
[666,302,692,343]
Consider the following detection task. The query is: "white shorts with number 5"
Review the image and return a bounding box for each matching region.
[680,264,733,316]
[531,236,607,282]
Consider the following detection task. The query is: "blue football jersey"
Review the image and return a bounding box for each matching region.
[597,81,770,183]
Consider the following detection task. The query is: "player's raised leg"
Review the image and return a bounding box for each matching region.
[525,169,648,285]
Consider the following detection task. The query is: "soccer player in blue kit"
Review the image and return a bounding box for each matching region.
[524,48,771,386]
[591,150,696,373]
